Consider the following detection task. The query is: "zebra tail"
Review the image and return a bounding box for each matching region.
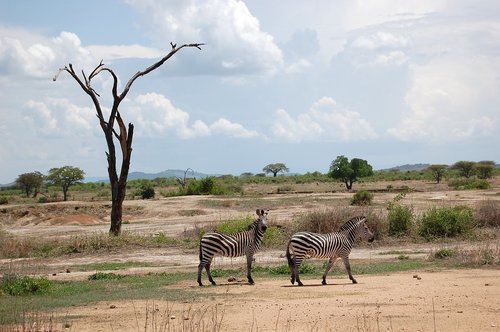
[286,240,294,270]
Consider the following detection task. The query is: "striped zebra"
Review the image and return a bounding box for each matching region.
[286,216,374,286]
[197,209,268,286]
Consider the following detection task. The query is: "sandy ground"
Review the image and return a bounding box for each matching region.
[58,269,499,332]
[1,181,500,331]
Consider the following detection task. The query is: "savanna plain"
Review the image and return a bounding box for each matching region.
[0,176,499,331]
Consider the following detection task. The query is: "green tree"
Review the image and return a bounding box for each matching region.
[15,171,44,197]
[263,163,290,177]
[328,155,373,190]
[474,160,495,179]
[426,164,448,183]
[54,43,203,235]
[46,166,85,201]
[451,161,476,178]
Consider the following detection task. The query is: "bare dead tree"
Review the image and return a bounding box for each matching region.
[54,42,204,235]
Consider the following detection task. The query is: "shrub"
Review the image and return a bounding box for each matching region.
[448,179,490,190]
[293,209,351,234]
[0,274,52,296]
[88,272,125,281]
[434,248,457,259]
[38,196,48,203]
[0,197,8,205]
[215,216,254,234]
[388,205,413,236]
[475,200,500,227]
[139,185,155,199]
[351,190,373,206]
[419,206,476,239]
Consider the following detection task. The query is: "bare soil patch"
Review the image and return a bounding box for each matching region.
[1,179,499,331]
[60,269,500,331]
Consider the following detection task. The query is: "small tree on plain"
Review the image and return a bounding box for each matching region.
[328,155,373,190]
[54,42,203,235]
[16,171,44,197]
[426,164,448,183]
[474,160,496,179]
[451,161,476,178]
[46,166,85,201]
[262,163,289,177]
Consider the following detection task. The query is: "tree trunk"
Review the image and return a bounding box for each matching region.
[109,180,127,236]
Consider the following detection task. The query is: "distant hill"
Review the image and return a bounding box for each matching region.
[128,169,210,180]
[381,164,430,172]
[83,169,211,183]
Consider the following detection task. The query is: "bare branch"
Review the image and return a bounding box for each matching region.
[118,43,204,101]
[52,67,66,81]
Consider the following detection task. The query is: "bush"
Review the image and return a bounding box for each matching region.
[0,196,8,205]
[448,179,490,190]
[88,272,125,281]
[215,216,254,234]
[434,248,457,259]
[419,206,476,239]
[38,196,48,203]
[139,185,155,199]
[475,200,500,227]
[293,209,351,234]
[0,274,52,296]
[388,205,413,236]
[351,190,373,206]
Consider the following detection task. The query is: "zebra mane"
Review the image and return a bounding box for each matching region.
[339,216,365,232]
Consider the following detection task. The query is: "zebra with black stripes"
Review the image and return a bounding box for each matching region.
[197,209,268,286]
[286,216,374,286]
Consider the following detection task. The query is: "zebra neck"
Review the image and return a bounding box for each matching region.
[342,226,358,243]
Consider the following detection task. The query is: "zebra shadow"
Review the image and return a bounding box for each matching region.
[281,282,357,288]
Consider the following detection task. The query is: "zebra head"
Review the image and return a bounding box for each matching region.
[354,216,374,242]
[255,208,268,233]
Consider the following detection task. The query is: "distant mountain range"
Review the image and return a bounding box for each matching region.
[3,163,498,187]
[381,163,431,172]
[83,169,211,183]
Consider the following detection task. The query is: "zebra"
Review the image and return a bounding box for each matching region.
[286,216,374,286]
[197,209,268,286]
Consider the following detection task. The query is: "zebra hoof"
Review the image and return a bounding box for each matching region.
[298,281,304,286]
[322,280,327,285]
[352,279,357,284]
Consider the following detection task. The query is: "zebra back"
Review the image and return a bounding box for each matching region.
[200,209,268,259]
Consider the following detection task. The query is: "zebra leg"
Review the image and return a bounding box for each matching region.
[197,262,205,286]
[294,259,304,286]
[322,257,337,285]
[342,256,357,284]
[206,260,216,285]
[246,254,255,285]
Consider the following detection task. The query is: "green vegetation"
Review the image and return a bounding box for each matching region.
[328,155,373,190]
[350,190,373,206]
[434,248,457,259]
[419,206,476,239]
[0,274,52,296]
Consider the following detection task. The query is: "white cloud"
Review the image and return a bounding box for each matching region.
[372,51,409,66]
[351,32,409,50]
[87,44,163,60]
[0,29,94,80]
[210,118,258,138]
[129,92,259,139]
[126,0,284,76]
[23,98,95,136]
[387,56,499,141]
[272,97,378,142]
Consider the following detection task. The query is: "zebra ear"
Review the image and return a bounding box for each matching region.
[256,209,261,216]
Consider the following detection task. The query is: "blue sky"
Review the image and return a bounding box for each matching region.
[1,0,499,183]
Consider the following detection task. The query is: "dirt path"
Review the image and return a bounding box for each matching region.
[60,269,500,332]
